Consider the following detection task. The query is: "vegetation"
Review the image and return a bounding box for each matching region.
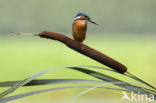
[0,34,155,102]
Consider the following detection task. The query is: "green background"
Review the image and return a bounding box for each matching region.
[0,0,156,103]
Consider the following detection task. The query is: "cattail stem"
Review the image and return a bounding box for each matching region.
[127,71,156,90]
[10,32,38,36]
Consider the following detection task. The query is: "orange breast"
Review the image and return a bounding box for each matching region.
[72,20,87,42]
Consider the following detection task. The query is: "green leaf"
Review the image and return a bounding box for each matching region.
[0,79,104,87]
[69,67,156,99]
[126,72,156,90]
[0,86,130,103]
[0,66,120,98]
[0,66,155,101]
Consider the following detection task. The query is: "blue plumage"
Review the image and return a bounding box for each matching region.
[77,18,87,20]
[75,13,89,18]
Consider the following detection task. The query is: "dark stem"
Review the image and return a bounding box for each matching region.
[127,71,156,90]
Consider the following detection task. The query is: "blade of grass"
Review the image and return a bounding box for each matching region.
[0,66,93,98]
[126,71,156,90]
[84,66,156,90]
[68,81,156,103]
[0,79,104,87]
[67,84,105,103]
[68,82,136,103]
[0,65,125,98]
[0,66,155,99]
[0,85,130,103]
[70,67,156,98]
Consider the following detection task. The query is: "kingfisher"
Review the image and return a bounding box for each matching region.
[72,13,98,43]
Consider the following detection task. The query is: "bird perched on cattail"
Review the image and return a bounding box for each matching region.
[72,13,98,43]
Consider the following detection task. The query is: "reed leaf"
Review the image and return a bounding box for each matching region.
[0,66,155,102]
[69,67,156,99]
[0,66,121,98]
[0,85,130,103]
[0,79,104,87]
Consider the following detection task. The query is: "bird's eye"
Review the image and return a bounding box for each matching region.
[86,17,90,20]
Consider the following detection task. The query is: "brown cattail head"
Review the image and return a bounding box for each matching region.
[39,31,127,73]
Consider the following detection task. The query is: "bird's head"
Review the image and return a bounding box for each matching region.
[74,13,98,25]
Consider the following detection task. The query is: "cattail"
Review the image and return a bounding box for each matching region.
[11,31,127,73]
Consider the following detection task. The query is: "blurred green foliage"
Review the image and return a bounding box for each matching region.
[0,0,156,34]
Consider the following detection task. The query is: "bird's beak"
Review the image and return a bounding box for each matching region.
[89,20,98,25]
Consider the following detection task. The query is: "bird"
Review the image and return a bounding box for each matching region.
[72,13,98,43]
